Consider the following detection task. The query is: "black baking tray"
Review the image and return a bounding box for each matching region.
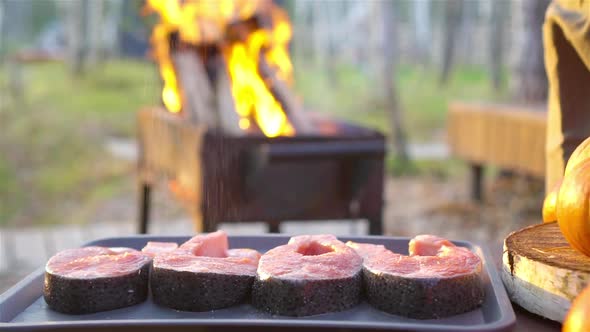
[0,235,515,331]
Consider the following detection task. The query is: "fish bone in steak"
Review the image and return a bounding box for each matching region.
[348,235,484,319]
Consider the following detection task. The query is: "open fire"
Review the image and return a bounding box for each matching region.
[146,0,296,137]
[137,0,386,235]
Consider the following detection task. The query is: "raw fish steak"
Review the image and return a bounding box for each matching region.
[141,241,178,257]
[151,230,260,311]
[252,234,363,316]
[44,246,151,314]
[348,235,484,319]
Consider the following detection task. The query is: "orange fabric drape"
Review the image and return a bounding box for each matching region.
[544,0,590,190]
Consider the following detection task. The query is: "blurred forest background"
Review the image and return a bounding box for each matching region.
[0,0,548,228]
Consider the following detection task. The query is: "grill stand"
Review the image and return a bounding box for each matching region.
[137,108,385,235]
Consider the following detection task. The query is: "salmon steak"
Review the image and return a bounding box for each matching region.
[150,230,261,311]
[44,246,151,314]
[347,235,484,319]
[252,234,363,316]
[141,241,178,258]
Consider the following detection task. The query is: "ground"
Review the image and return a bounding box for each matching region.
[386,175,543,245]
[0,172,544,293]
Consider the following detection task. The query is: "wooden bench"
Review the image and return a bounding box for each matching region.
[447,102,547,201]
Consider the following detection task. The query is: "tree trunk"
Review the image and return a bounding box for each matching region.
[413,0,431,65]
[381,0,409,162]
[86,0,104,66]
[512,0,550,103]
[293,0,306,62]
[439,0,463,85]
[298,1,315,62]
[489,0,507,91]
[104,0,124,58]
[325,1,339,86]
[368,1,384,98]
[458,0,477,66]
[311,0,326,68]
[62,0,88,76]
[4,0,32,45]
[0,0,4,63]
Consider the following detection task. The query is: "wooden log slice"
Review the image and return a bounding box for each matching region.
[502,221,590,322]
[258,57,315,135]
[212,55,246,136]
[172,51,217,127]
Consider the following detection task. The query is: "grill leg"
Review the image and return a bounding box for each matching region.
[267,220,281,233]
[471,163,484,202]
[189,205,205,233]
[138,183,151,234]
[368,214,383,235]
[203,218,216,233]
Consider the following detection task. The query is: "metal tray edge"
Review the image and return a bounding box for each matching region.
[0,234,516,332]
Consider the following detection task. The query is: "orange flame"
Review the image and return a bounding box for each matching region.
[146,0,295,137]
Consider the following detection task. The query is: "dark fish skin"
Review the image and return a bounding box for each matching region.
[151,267,255,311]
[363,267,484,319]
[252,272,362,317]
[43,262,150,315]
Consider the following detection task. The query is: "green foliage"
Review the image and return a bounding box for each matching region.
[0,160,20,226]
[387,156,465,179]
[0,60,159,226]
[294,61,508,179]
[23,60,160,135]
[294,62,509,142]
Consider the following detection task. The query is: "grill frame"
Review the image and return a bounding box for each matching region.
[137,107,386,234]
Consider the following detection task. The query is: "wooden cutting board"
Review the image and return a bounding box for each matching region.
[502,222,590,322]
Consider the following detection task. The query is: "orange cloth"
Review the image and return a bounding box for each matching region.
[544,0,590,190]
